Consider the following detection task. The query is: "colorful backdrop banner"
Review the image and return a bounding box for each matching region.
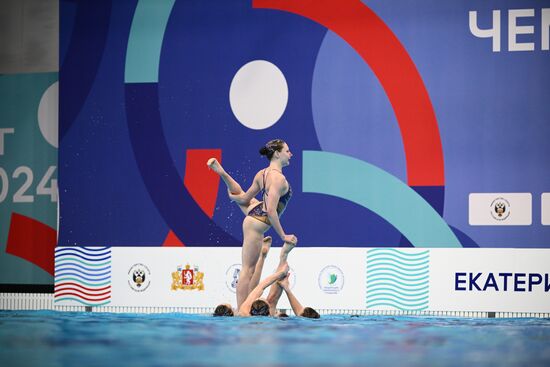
[58,0,550,249]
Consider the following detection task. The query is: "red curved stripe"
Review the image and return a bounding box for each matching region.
[55,288,111,297]
[54,292,111,301]
[253,0,444,186]
[163,149,222,246]
[55,282,111,292]
[6,212,57,275]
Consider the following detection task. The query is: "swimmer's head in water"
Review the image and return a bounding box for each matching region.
[250,299,270,316]
[301,307,320,319]
[213,304,234,317]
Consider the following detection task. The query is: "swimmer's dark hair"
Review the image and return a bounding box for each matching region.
[250,299,270,316]
[300,307,320,319]
[259,139,286,161]
[277,312,289,318]
[213,304,234,317]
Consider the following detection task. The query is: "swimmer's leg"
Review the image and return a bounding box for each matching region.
[248,236,272,294]
[207,158,243,195]
[207,158,255,215]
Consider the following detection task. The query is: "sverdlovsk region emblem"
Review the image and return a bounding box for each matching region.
[171,264,205,291]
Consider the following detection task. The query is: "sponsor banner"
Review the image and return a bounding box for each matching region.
[542,193,550,226]
[469,193,532,226]
[55,247,550,312]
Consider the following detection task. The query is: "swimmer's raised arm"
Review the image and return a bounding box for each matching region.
[278,274,304,317]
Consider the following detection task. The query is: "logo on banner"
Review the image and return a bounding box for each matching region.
[225,264,241,293]
[318,265,344,294]
[366,249,430,311]
[171,264,205,291]
[128,263,151,292]
[490,197,510,221]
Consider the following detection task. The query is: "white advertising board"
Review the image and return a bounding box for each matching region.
[54,247,550,313]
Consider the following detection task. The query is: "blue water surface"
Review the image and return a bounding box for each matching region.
[1,311,550,367]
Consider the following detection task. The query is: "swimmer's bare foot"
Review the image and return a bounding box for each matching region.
[261,236,272,257]
[279,241,295,262]
[207,158,224,175]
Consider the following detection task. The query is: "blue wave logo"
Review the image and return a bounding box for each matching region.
[366,248,429,311]
[54,247,112,307]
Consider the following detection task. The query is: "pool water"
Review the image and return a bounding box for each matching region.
[1,311,550,367]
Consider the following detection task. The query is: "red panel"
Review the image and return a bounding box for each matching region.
[5,212,57,276]
[253,0,445,186]
[163,149,222,246]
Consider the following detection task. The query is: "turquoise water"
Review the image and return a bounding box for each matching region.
[1,311,550,367]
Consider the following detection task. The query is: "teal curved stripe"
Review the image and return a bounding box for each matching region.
[368,252,430,262]
[366,279,429,291]
[367,278,428,288]
[367,257,429,267]
[367,287,429,296]
[367,296,428,305]
[366,293,429,303]
[367,260,429,272]
[125,0,175,83]
[367,266,429,277]
[367,302,428,311]
[368,248,430,257]
[367,255,430,266]
[56,258,111,267]
[367,272,429,282]
[303,151,461,247]
[367,283,429,294]
[54,298,110,307]
[55,278,111,287]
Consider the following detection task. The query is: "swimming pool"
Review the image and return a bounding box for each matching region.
[1,311,549,367]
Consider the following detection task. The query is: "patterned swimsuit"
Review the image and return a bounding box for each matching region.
[247,169,292,225]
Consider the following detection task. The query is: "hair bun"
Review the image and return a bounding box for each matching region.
[259,146,269,156]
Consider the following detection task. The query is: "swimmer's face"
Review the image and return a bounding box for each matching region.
[278,143,292,167]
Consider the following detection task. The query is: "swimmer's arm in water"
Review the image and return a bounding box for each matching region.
[228,171,262,205]
[279,275,305,317]
[238,265,289,316]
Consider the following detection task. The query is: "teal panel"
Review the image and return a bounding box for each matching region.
[125,0,175,83]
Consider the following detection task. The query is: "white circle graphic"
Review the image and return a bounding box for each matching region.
[37,81,59,148]
[229,60,288,130]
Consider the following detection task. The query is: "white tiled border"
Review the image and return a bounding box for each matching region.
[1,293,549,318]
